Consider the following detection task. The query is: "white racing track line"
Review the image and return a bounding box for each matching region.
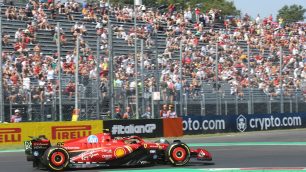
[0,149,24,153]
[199,168,306,171]
[102,168,306,172]
[200,168,240,171]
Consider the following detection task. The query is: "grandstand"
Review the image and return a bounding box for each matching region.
[0,1,305,121]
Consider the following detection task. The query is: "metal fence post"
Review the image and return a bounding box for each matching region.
[251,88,254,114]
[96,37,101,119]
[134,2,139,119]
[225,100,228,115]
[28,90,32,121]
[215,43,219,115]
[57,22,63,121]
[290,99,293,113]
[235,96,238,115]
[201,94,205,116]
[52,91,57,121]
[151,93,154,119]
[184,93,187,116]
[295,90,298,112]
[9,100,12,121]
[269,95,272,114]
[140,39,145,116]
[280,47,284,113]
[179,41,183,117]
[247,45,251,114]
[154,30,160,117]
[108,22,114,118]
[75,36,80,118]
[0,17,4,122]
[41,103,44,121]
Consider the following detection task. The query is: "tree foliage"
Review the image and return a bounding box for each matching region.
[277,4,306,23]
[110,0,240,16]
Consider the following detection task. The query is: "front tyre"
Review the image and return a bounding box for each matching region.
[43,147,70,171]
[166,142,190,166]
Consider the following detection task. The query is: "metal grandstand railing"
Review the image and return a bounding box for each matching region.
[0,3,305,122]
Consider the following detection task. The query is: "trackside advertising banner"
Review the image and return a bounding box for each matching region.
[183,113,306,134]
[183,115,230,134]
[103,119,163,138]
[0,121,103,148]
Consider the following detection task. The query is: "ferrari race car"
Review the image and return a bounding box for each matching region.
[24,132,212,171]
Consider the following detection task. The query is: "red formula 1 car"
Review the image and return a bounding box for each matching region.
[24,132,212,171]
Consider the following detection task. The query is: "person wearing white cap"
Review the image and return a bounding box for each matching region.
[10,109,22,123]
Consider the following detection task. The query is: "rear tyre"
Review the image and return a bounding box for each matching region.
[166,142,190,166]
[26,155,34,161]
[43,147,69,171]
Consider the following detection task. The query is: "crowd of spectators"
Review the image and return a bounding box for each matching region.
[107,4,305,104]
[1,1,305,120]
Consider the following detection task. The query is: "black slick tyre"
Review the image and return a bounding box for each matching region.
[43,147,70,171]
[166,142,190,166]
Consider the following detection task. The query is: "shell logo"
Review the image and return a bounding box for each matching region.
[114,147,126,158]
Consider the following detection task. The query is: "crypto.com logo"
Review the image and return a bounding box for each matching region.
[237,115,247,132]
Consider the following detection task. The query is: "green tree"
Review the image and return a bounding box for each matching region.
[277,4,306,23]
[110,0,240,16]
[153,0,240,16]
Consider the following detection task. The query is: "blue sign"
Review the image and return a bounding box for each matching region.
[183,113,306,135]
[87,135,98,143]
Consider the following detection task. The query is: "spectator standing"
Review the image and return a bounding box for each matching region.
[114,106,121,119]
[122,106,132,119]
[45,82,54,101]
[160,104,168,118]
[64,80,75,100]
[174,79,182,102]
[141,106,151,119]
[167,105,177,118]
[11,109,22,123]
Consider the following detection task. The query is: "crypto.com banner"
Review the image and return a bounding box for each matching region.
[0,121,102,148]
[183,113,306,134]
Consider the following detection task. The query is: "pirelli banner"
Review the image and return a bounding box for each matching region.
[0,121,103,148]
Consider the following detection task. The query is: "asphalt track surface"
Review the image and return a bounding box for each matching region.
[1,129,306,172]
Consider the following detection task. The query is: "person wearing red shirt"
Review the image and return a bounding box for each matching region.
[195,8,200,23]
[64,80,75,100]
[10,109,22,123]
[33,64,41,76]
[10,72,19,86]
